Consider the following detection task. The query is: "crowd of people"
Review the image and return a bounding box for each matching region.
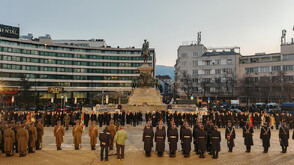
[0,109,294,160]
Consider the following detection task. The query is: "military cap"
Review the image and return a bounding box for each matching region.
[21,123,26,127]
[16,121,21,125]
[91,121,96,125]
[11,120,15,123]
[57,121,61,124]
[75,120,80,123]
[8,124,13,128]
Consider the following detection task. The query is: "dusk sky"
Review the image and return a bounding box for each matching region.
[1,0,294,66]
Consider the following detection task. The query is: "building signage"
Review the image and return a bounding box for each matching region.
[0,87,19,95]
[48,87,64,94]
[0,24,20,39]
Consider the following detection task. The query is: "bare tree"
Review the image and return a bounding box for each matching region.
[180,72,194,98]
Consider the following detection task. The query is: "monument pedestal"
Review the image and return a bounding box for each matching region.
[128,87,164,106]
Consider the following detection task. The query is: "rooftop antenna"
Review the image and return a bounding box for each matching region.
[197,31,201,45]
[281,29,286,44]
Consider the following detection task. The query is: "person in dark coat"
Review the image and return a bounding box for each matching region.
[243,121,254,152]
[167,123,178,158]
[196,125,207,158]
[98,112,103,127]
[193,122,199,154]
[260,122,271,153]
[155,123,166,157]
[99,127,110,161]
[210,126,221,159]
[279,122,289,153]
[181,123,192,158]
[142,123,154,157]
[225,122,235,152]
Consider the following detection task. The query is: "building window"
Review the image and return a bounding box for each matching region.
[204,70,210,75]
[223,68,233,74]
[283,54,294,61]
[192,61,198,66]
[245,67,258,74]
[182,61,187,66]
[192,78,198,83]
[260,66,270,73]
[283,65,294,71]
[215,59,221,65]
[226,59,232,65]
[193,70,198,75]
[181,53,187,58]
[271,66,281,72]
[204,60,211,65]
[193,52,198,57]
[215,69,221,74]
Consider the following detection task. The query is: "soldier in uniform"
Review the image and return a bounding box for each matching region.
[155,123,166,157]
[14,121,22,153]
[197,125,207,158]
[167,123,178,158]
[64,113,71,130]
[54,121,64,150]
[1,121,8,153]
[17,123,28,157]
[210,126,221,159]
[193,122,200,154]
[181,123,192,158]
[28,122,37,153]
[225,122,235,152]
[72,120,83,150]
[243,121,254,152]
[99,127,110,161]
[260,122,271,153]
[279,122,289,153]
[89,121,98,150]
[107,120,116,150]
[143,123,154,157]
[4,124,15,157]
[36,119,44,150]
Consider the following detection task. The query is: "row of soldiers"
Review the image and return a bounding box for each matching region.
[142,119,294,159]
[0,119,44,157]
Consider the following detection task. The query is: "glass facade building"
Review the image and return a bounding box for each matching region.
[0,36,155,104]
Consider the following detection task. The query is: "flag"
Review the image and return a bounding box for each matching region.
[81,111,85,133]
[247,114,253,127]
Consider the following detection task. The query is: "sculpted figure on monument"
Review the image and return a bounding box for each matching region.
[141,39,150,64]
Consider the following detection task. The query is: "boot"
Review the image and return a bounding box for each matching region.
[216,152,219,159]
[285,147,287,153]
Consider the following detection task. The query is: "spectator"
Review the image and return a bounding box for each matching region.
[114,126,128,160]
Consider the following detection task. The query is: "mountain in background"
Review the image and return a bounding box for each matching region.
[155,65,175,80]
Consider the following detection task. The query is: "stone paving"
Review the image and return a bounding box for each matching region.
[1,124,294,165]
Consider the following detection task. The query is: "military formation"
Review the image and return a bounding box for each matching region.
[1,109,294,160]
[142,110,294,159]
[0,118,44,157]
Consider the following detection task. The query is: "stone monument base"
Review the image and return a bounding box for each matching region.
[128,87,164,106]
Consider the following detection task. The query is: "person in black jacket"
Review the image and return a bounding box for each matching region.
[225,122,235,152]
[193,122,200,154]
[98,112,103,127]
[155,123,166,157]
[243,121,254,153]
[167,123,178,158]
[181,123,192,158]
[142,123,154,157]
[260,122,271,153]
[279,122,289,153]
[197,125,207,158]
[99,127,110,161]
[90,112,97,123]
[210,126,221,159]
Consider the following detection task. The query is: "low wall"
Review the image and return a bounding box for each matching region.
[122,105,167,112]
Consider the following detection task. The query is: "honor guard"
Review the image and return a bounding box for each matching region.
[243,121,254,153]
[54,121,64,150]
